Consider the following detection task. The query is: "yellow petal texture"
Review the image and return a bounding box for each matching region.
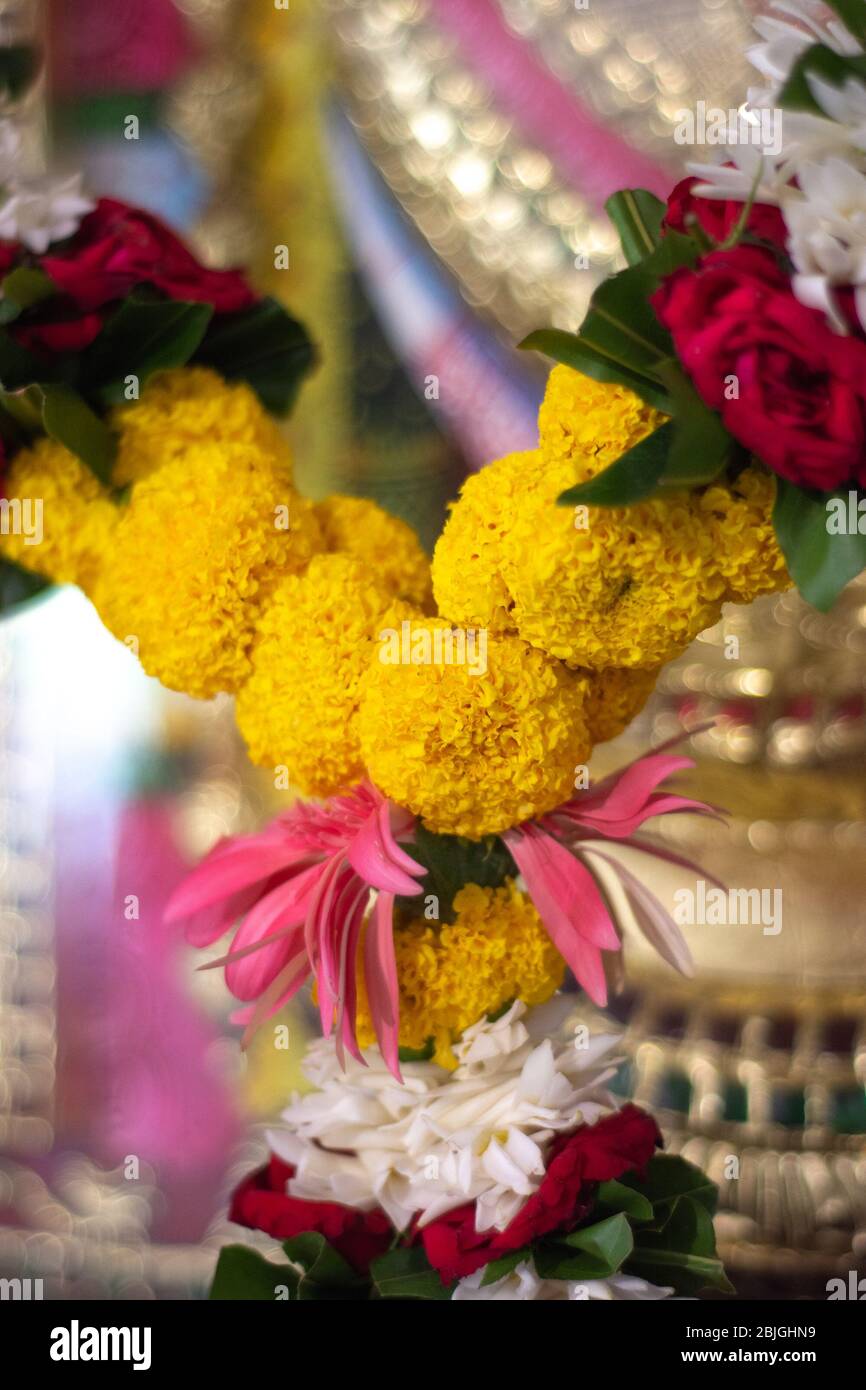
[431,449,539,634]
[583,665,661,744]
[538,363,666,480]
[110,366,293,487]
[236,553,406,797]
[315,494,432,606]
[358,616,591,838]
[0,437,118,592]
[699,466,790,601]
[355,881,565,1069]
[92,440,321,699]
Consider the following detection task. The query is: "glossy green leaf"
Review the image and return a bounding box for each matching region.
[534,1212,634,1281]
[605,189,666,266]
[479,1248,531,1287]
[370,1247,453,1300]
[622,1154,719,1219]
[282,1232,369,1301]
[656,362,733,487]
[84,297,213,403]
[519,329,672,413]
[0,382,117,484]
[595,1179,655,1223]
[628,1195,734,1296]
[558,421,674,507]
[209,1245,299,1301]
[773,478,866,612]
[194,297,316,416]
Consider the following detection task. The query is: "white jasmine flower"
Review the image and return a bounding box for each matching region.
[452,1261,673,1302]
[748,2,861,87]
[0,172,94,253]
[267,998,621,1234]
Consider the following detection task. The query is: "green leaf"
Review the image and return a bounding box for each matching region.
[605,189,666,266]
[396,823,518,924]
[0,268,56,324]
[628,1195,734,1296]
[480,1248,531,1287]
[778,43,866,115]
[370,1247,453,1300]
[0,327,48,390]
[622,1154,719,1219]
[656,362,733,487]
[0,559,52,616]
[534,1213,634,1282]
[3,383,117,485]
[281,1232,369,1300]
[519,329,672,413]
[521,232,697,416]
[773,479,866,612]
[595,1179,654,1223]
[825,1,866,44]
[558,421,674,508]
[83,297,213,403]
[194,297,316,416]
[208,1244,299,1301]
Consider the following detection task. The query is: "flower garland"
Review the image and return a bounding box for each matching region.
[521,0,866,614]
[3,44,834,1292]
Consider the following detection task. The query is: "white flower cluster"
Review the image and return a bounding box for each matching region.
[687,1,866,331]
[0,119,93,254]
[268,998,620,1234]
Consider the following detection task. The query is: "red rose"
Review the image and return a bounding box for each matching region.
[652,244,866,490]
[420,1104,661,1285]
[14,311,104,356]
[229,1156,393,1275]
[663,175,786,248]
[40,198,258,314]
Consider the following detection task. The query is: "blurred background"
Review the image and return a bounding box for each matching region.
[1,0,865,1300]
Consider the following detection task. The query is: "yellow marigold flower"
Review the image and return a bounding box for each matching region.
[538,365,666,481]
[700,467,791,602]
[0,437,118,592]
[502,456,727,670]
[315,494,431,607]
[357,616,591,838]
[434,446,726,671]
[236,553,404,797]
[584,665,660,744]
[355,880,565,1069]
[92,441,321,699]
[431,450,540,633]
[111,366,292,486]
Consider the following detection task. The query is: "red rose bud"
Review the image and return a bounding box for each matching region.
[653,245,866,491]
[421,1104,662,1285]
[229,1155,394,1275]
[663,175,787,247]
[40,198,258,314]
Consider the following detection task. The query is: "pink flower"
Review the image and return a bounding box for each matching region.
[503,736,721,1006]
[164,782,426,1078]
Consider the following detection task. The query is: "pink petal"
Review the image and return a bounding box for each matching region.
[363,891,402,1081]
[225,869,319,1000]
[165,835,315,924]
[347,800,425,896]
[503,825,618,1005]
[588,850,694,978]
